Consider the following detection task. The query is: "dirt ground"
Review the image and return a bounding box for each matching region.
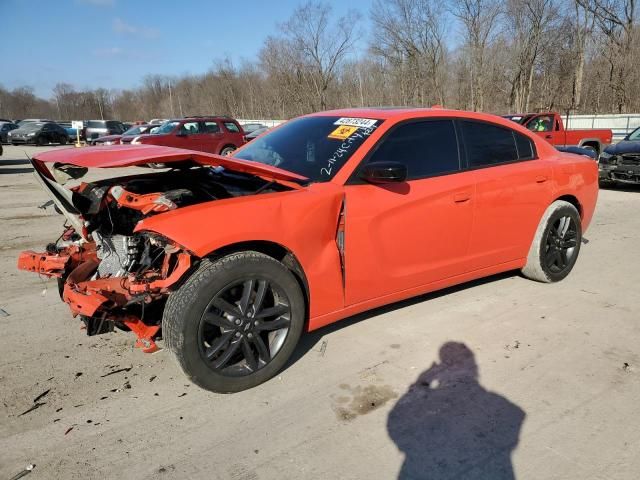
[1,144,639,479]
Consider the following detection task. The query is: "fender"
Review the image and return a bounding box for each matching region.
[135,183,346,319]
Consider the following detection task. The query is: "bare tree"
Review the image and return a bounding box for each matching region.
[451,0,502,111]
[278,1,360,110]
[371,0,448,106]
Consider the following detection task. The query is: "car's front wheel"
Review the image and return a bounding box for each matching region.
[522,200,582,283]
[163,251,305,393]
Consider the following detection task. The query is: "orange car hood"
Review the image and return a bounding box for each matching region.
[32,144,308,183]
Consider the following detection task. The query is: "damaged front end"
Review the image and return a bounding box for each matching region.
[17,146,303,353]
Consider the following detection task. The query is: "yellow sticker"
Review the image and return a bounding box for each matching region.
[328,125,358,140]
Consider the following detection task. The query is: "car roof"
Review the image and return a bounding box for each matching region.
[308,107,520,124]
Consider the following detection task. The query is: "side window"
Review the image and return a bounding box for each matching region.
[180,122,201,135]
[366,120,460,179]
[461,121,519,167]
[514,132,535,160]
[526,115,553,132]
[203,121,220,134]
[224,122,240,133]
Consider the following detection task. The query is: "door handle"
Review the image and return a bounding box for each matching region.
[453,192,471,203]
[545,134,553,139]
[535,175,548,183]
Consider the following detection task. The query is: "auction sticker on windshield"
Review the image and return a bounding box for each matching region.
[334,117,378,128]
[328,125,358,140]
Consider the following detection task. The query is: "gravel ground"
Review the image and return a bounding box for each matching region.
[1,144,639,479]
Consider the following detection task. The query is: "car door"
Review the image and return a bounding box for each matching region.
[524,114,559,145]
[203,121,224,154]
[343,119,476,306]
[174,121,204,152]
[459,119,554,269]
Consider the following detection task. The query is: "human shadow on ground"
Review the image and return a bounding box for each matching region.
[387,342,525,480]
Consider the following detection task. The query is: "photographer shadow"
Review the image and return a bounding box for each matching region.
[387,342,525,480]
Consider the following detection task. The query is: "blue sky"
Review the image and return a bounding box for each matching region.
[0,0,374,98]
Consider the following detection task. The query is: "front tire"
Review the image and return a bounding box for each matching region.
[522,200,582,283]
[163,251,305,393]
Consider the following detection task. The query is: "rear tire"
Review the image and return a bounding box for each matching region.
[163,251,305,393]
[522,200,582,283]
[220,145,236,156]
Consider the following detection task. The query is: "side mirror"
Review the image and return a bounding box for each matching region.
[176,131,187,137]
[359,161,408,184]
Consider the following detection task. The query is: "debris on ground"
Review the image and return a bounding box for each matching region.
[0,307,10,317]
[178,393,187,397]
[64,426,74,435]
[149,375,157,382]
[19,402,46,417]
[623,362,632,373]
[319,340,328,357]
[33,389,51,403]
[100,366,133,377]
[8,464,35,480]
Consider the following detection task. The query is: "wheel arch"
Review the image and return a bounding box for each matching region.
[206,240,310,320]
[219,144,237,154]
[578,138,601,152]
[554,194,583,218]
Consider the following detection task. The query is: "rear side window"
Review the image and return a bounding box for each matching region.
[87,121,105,128]
[367,120,460,179]
[461,121,520,167]
[203,122,220,133]
[223,122,240,133]
[514,132,535,160]
[180,122,201,134]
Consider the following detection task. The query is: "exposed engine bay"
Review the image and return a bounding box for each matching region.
[18,159,293,353]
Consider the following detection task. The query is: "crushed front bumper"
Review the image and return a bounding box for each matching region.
[599,163,640,184]
[18,244,192,354]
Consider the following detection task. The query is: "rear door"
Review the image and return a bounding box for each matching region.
[459,120,554,269]
[174,121,205,152]
[202,121,224,154]
[344,119,476,305]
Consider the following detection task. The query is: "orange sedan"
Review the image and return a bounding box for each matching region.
[18,108,598,392]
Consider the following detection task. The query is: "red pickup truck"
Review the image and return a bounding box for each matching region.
[503,112,612,155]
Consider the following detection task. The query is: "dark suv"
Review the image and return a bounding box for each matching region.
[125,116,245,155]
[84,120,126,143]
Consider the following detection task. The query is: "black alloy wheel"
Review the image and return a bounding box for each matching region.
[198,277,291,376]
[543,215,579,274]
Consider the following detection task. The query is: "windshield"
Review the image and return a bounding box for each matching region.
[627,127,640,141]
[234,116,382,182]
[123,126,144,136]
[21,123,44,131]
[154,121,179,135]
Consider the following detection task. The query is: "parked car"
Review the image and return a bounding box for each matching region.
[241,123,267,135]
[598,125,640,186]
[17,108,598,393]
[124,116,245,155]
[8,121,70,146]
[17,118,55,125]
[84,120,126,143]
[0,121,19,143]
[149,118,169,125]
[91,124,159,145]
[244,126,269,142]
[503,112,612,155]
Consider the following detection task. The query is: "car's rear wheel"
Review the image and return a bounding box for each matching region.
[36,136,47,146]
[220,145,236,156]
[522,200,582,283]
[163,251,305,393]
[59,135,67,145]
